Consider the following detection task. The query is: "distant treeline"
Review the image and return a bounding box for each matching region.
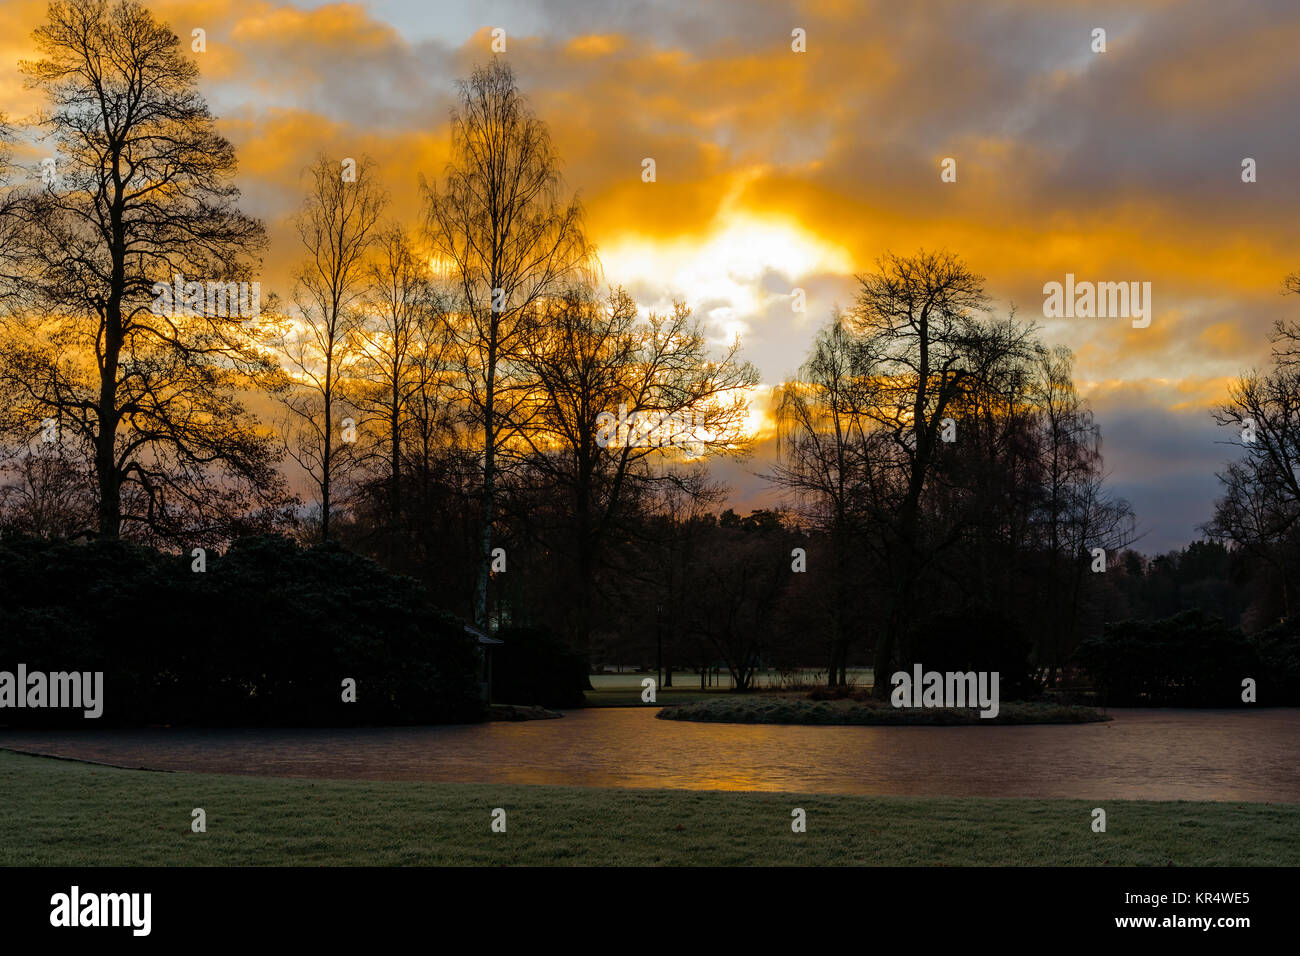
[1,534,1295,725]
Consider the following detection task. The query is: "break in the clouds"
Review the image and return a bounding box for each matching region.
[4,0,1296,550]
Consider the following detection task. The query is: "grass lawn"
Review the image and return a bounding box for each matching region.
[582,670,867,707]
[2,750,1295,866]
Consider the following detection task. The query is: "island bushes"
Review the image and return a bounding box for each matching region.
[657,697,1108,725]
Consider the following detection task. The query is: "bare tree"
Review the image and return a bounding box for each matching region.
[1026,345,1134,681]
[0,113,21,303]
[1207,278,1300,615]
[679,514,792,691]
[1213,324,1300,523]
[773,313,885,685]
[273,154,387,541]
[635,468,729,687]
[0,444,96,538]
[832,250,1038,694]
[2,0,287,543]
[515,284,758,653]
[424,60,592,628]
[351,224,437,557]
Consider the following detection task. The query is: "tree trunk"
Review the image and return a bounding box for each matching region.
[827,638,844,688]
[474,365,495,629]
[390,394,401,560]
[95,370,120,538]
[321,370,332,542]
[873,586,910,700]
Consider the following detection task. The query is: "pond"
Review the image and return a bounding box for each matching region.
[1,707,1296,802]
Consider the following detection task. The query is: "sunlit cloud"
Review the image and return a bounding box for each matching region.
[2,0,1296,549]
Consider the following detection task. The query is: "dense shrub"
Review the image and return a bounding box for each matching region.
[1245,618,1300,704]
[1073,609,1288,705]
[491,625,588,708]
[0,534,483,726]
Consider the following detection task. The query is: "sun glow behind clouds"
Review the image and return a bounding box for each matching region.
[598,212,853,344]
[595,211,849,447]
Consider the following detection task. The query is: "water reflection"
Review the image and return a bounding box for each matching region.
[1,707,1296,802]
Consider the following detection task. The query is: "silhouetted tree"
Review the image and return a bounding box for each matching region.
[1,0,288,543]
[514,285,758,654]
[423,60,592,628]
[1207,274,1300,622]
[351,225,438,560]
[272,154,386,541]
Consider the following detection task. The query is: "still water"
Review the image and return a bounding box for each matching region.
[1,707,1296,801]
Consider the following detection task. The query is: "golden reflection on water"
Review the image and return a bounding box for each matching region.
[1,707,1296,802]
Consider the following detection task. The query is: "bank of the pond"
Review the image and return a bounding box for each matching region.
[1,750,1293,866]
[656,697,1109,725]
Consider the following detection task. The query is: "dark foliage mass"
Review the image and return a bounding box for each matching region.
[490,625,590,708]
[1074,609,1300,706]
[0,535,483,726]
[906,607,1037,701]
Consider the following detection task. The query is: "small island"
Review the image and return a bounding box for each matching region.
[656,696,1109,726]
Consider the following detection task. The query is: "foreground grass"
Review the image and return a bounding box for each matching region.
[658,697,1109,725]
[1,750,1294,866]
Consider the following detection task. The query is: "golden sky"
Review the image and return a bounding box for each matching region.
[3,0,1298,550]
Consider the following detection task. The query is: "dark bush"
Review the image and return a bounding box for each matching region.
[1245,618,1300,705]
[1074,609,1269,706]
[0,534,483,726]
[904,605,1039,700]
[491,625,588,708]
